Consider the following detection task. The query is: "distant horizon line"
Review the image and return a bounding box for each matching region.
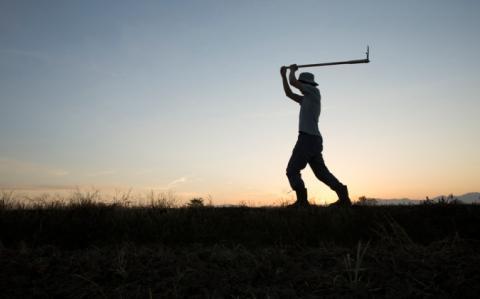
[1,184,478,202]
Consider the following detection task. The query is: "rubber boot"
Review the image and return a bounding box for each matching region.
[288,188,310,208]
[329,184,352,207]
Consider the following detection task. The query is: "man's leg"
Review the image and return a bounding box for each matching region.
[309,154,351,205]
[286,137,309,206]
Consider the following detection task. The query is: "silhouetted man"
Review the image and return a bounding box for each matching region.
[280,64,351,207]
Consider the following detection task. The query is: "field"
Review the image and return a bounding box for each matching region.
[1,194,480,298]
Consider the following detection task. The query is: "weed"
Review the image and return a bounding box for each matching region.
[147,190,177,208]
[69,188,102,207]
[112,189,132,207]
[343,240,370,289]
[0,190,15,209]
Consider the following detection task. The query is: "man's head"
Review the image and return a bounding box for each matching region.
[298,72,318,86]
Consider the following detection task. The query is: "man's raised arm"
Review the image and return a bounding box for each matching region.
[288,64,304,91]
[281,66,303,104]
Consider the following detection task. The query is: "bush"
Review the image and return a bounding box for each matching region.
[187,197,204,208]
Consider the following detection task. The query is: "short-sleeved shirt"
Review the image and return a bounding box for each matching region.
[298,83,321,136]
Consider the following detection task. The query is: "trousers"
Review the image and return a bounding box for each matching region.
[286,132,344,192]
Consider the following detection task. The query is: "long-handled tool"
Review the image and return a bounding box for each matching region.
[287,46,370,69]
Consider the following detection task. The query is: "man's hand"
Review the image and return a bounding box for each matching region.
[280,66,287,76]
[289,64,298,72]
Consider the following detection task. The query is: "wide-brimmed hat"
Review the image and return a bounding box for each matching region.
[298,72,318,86]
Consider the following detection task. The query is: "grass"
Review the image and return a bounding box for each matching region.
[1,192,480,298]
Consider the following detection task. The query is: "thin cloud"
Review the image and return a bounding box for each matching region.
[0,157,69,177]
[168,176,187,187]
[87,170,117,177]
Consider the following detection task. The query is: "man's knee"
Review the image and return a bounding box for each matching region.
[286,168,304,190]
[286,166,298,180]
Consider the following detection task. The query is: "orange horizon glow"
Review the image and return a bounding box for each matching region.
[1,182,478,207]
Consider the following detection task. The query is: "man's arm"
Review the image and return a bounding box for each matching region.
[288,64,305,92]
[280,66,303,104]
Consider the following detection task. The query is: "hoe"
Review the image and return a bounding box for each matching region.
[286,46,370,69]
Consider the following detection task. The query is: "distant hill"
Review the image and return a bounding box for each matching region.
[373,192,480,205]
[434,192,480,204]
[375,198,421,205]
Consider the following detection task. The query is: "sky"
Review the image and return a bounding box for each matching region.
[1,0,479,205]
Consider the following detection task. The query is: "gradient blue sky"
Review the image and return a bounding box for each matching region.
[1,0,479,204]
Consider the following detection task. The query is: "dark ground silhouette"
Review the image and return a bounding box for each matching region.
[1,201,480,297]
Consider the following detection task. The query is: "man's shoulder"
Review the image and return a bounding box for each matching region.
[301,84,320,97]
